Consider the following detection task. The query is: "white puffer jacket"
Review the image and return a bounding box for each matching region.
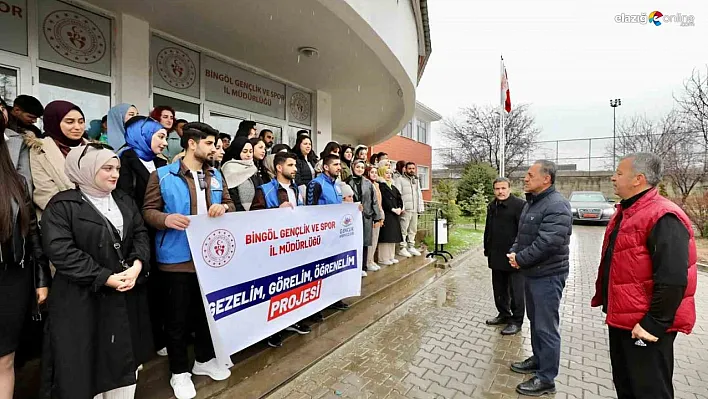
[394,173,424,213]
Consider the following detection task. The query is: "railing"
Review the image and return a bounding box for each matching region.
[432,133,708,176]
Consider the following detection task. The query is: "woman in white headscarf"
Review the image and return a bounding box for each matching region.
[40,144,152,399]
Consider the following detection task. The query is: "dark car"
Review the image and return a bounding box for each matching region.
[569,191,615,224]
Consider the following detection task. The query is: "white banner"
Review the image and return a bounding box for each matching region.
[185,203,363,366]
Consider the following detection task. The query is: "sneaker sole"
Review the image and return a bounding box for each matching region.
[515,386,556,396]
[192,369,231,381]
[510,365,539,374]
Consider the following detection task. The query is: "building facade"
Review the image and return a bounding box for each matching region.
[0,0,431,151]
[370,101,441,201]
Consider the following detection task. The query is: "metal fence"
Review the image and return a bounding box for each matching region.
[433,133,708,176]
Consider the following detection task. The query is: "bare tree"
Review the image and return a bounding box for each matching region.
[610,110,688,159]
[439,104,539,176]
[675,66,708,143]
[609,110,705,200]
[665,138,706,201]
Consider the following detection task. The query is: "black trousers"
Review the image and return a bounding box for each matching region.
[163,272,216,374]
[609,326,677,399]
[491,269,525,325]
[362,246,369,271]
[148,268,166,350]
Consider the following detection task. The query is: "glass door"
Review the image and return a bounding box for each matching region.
[0,54,32,106]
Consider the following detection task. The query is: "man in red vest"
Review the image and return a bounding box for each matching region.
[592,152,697,399]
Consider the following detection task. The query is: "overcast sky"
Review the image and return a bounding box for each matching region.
[416,0,708,151]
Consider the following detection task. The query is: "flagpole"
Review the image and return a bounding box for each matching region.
[500,55,506,177]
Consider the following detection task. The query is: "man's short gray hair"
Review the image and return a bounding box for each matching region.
[621,152,663,186]
[493,177,510,187]
[534,160,557,184]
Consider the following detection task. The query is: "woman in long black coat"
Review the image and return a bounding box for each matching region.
[377,166,404,265]
[41,145,152,398]
[117,115,168,356]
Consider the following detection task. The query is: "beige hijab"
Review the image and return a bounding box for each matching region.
[65,145,119,198]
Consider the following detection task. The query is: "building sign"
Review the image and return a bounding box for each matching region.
[37,0,111,76]
[204,55,286,120]
[287,86,312,126]
[151,35,200,99]
[0,0,28,55]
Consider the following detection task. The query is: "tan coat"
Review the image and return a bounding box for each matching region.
[26,133,76,215]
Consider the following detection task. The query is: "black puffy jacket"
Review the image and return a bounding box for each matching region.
[511,186,572,277]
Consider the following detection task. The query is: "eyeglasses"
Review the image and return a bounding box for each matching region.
[78,142,113,167]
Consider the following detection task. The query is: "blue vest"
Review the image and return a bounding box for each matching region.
[260,178,303,209]
[308,173,342,205]
[155,162,224,264]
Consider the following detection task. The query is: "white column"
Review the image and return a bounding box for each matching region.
[115,13,150,113]
[314,90,332,153]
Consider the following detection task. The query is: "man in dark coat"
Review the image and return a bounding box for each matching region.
[7,95,44,138]
[484,177,526,336]
[508,160,572,396]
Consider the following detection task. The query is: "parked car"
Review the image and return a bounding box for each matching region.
[569,191,615,224]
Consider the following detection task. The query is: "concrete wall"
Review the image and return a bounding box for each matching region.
[507,171,616,199]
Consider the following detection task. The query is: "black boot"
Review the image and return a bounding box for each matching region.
[485,315,509,325]
[501,323,521,335]
[516,376,556,396]
[510,356,539,374]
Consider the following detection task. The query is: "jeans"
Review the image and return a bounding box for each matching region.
[525,272,568,383]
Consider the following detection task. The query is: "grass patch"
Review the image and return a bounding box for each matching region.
[424,225,484,256]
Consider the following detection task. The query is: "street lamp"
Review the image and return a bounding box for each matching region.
[610,98,622,169]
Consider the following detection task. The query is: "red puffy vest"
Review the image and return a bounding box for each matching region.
[591,188,697,334]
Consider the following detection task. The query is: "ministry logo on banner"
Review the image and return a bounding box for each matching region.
[185,203,363,367]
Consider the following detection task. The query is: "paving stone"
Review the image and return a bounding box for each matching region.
[267,226,708,399]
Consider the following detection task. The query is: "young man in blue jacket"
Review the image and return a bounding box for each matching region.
[251,152,311,347]
[306,154,350,313]
[143,122,235,399]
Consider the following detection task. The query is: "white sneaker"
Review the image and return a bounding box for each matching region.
[368,264,381,272]
[361,270,368,277]
[157,347,168,357]
[192,358,231,381]
[379,260,393,266]
[408,247,422,256]
[391,258,400,264]
[170,373,196,399]
[369,262,381,269]
[398,248,413,258]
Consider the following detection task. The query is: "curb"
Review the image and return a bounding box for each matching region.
[698,262,708,273]
[432,245,482,269]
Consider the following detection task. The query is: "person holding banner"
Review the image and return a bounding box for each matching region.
[251,152,310,347]
[40,144,152,399]
[143,123,235,399]
[306,154,353,313]
[347,159,384,277]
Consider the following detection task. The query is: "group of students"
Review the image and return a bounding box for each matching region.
[0,94,424,399]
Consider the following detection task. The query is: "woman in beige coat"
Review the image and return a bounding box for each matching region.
[27,101,87,215]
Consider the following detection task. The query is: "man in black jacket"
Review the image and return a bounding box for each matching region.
[508,160,572,396]
[484,177,526,336]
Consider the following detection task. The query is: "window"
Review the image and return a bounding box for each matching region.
[0,66,18,103]
[38,68,110,131]
[418,165,430,190]
[153,94,200,122]
[417,121,428,144]
[401,120,413,138]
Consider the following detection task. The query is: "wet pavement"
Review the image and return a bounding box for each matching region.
[266,225,708,399]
